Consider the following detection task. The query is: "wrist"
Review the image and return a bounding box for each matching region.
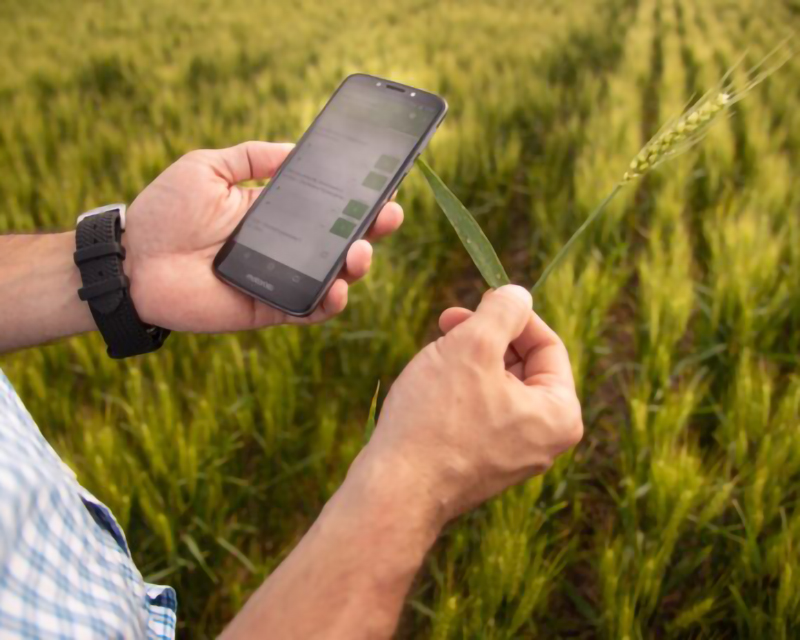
[337,447,446,542]
[118,230,144,318]
[0,232,96,353]
[220,445,444,640]
[74,205,170,358]
[53,231,99,335]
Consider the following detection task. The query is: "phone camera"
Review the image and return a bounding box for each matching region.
[410,92,416,97]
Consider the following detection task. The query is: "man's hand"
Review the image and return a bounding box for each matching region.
[124,141,403,331]
[222,285,583,639]
[366,284,584,525]
[0,141,404,354]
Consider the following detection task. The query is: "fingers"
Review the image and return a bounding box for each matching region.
[365,201,404,241]
[206,141,295,184]
[316,278,349,318]
[342,200,403,283]
[277,279,349,326]
[440,296,574,390]
[454,285,533,359]
[439,306,526,372]
[344,240,373,283]
[460,301,572,390]
[438,307,472,334]
[515,312,576,391]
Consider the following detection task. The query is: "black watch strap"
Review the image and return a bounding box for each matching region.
[74,207,170,359]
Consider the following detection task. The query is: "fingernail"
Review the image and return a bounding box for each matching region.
[497,284,532,307]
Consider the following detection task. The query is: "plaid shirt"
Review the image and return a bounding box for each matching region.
[0,368,177,639]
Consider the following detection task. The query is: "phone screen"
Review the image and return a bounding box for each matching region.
[214,74,446,315]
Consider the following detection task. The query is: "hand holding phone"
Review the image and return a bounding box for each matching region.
[213,74,448,316]
[108,139,404,336]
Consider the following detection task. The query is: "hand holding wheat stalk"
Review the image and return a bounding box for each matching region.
[419,41,794,298]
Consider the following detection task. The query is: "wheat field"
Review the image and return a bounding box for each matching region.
[1,0,799,637]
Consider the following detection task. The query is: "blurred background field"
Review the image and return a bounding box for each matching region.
[1,0,799,637]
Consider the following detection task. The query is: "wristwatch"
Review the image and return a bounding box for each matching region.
[73,204,170,359]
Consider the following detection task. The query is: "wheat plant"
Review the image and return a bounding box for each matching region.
[421,40,794,298]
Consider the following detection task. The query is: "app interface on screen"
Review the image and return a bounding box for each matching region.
[237,82,439,282]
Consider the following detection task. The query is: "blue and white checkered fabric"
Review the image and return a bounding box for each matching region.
[0,368,177,639]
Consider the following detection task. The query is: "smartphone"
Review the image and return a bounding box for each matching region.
[213,73,447,316]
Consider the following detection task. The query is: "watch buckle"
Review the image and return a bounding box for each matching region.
[77,203,127,230]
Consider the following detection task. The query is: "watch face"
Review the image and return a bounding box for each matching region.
[77,204,127,230]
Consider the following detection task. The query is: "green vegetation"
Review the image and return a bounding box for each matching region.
[1,0,799,637]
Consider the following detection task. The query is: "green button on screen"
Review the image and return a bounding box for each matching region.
[330,217,357,238]
[362,172,388,191]
[343,199,369,220]
[375,154,401,172]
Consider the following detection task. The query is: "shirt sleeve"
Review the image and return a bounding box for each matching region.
[0,368,176,639]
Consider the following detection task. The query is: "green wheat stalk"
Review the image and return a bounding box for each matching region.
[419,42,793,298]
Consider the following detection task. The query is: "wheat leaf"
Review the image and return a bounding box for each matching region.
[363,381,380,444]
[182,533,218,584]
[417,158,510,289]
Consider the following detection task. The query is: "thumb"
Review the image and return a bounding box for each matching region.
[205,141,295,184]
[460,285,533,358]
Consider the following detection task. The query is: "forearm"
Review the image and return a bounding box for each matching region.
[221,450,443,639]
[0,233,95,353]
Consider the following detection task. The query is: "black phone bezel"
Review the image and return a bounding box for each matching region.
[212,73,448,317]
